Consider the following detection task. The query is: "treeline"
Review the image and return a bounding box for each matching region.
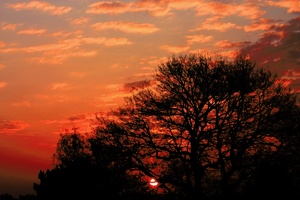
[2,54,300,200]
[0,194,37,200]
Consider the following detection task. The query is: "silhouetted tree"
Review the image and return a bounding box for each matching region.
[0,194,17,200]
[33,132,152,200]
[95,53,300,199]
[18,194,37,200]
[0,194,37,200]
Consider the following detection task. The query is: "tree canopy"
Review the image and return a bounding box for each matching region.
[95,53,300,199]
[34,53,300,200]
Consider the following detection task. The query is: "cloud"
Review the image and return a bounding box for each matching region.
[30,50,98,65]
[86,0,266,19]
[0,41,5,48]
[266,0,300,13]
[243,18,280,32]
[41,112,100,135]
[110,63,129,69]
[214,40,251,49]
[0,82,7,88]
[17,28,47,35]
[83,37,132,46]
[0,64,5,70]
[69,72,86,78]
[0,36,132,64]
[11,101,31,107]
[86,1,133,15]
[240,17,300,91]
[194,1,265,19]
[218,50,241,59]
[281,70,300,80]
[6,1,72,15]
[1,23,22,31]
[49,30,83,38]
[0,120,30,134]
[93,81,155,108]
[51,82,70,90]
[160,45,190,53]
[186,35,213,45]
[195,16,241,32]
[122,80,155,92]
[71,17,89,25]
[68,114,86,121]
[91,21,159,34]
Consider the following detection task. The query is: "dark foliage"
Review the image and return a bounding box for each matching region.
[33,133,152,200]
[0,194,37,200]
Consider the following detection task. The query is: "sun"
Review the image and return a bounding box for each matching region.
[149,178,158,187]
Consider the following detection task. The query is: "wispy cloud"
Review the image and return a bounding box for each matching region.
[70,17,89,25]
[0,82,7,88]
[6,1,72,15]
[0,36,132,64]
[41,112,100,135]
[195,16,241,32]
[243,18,279,32]
[1,23,22,31]
[91,21,159,34]
[17,28,47,35]
[86,1,134,15]
[160,45,190,53]
[122,80,155,92]
[266,0,300,13]
[0,120,30,134]
[11,101,31,107]
[51,82,70,90]
[69,72,86,78]
[0,63,5,70]
[86,0,265,19]
[83,37,132,46]
[194,1,265,19]
[186,35,213,45]
[281,70,300,80]
[0,41,5,48]
[214,40,251,49]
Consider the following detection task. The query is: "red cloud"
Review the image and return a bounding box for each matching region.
[122,80,155,92]
[87,1,132,15]
[215,40,251,49]
[243,18,280,32]
[240,17,300,92]
[195,16,241,32]
[2,23,22,31]
[0,120,30,134]
[267,0,300,13]
[186,35,213,45]
[6,1,72,15]
[160,45,190,53]
[17,28,47,35]
[91,21,159,34]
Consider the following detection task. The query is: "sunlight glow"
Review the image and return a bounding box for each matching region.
[149,178,158,187]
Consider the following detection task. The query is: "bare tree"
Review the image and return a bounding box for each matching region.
[96,53,300,199]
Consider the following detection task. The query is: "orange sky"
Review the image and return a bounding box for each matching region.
[0,0,299,197]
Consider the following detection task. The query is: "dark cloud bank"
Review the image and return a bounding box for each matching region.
[241,17,300,93]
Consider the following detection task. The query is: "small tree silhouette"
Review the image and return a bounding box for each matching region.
[33,132,151,200]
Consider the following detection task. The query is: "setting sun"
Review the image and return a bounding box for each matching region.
[149,178,158,187]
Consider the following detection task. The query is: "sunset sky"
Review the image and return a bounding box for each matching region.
[0,0,299,197]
